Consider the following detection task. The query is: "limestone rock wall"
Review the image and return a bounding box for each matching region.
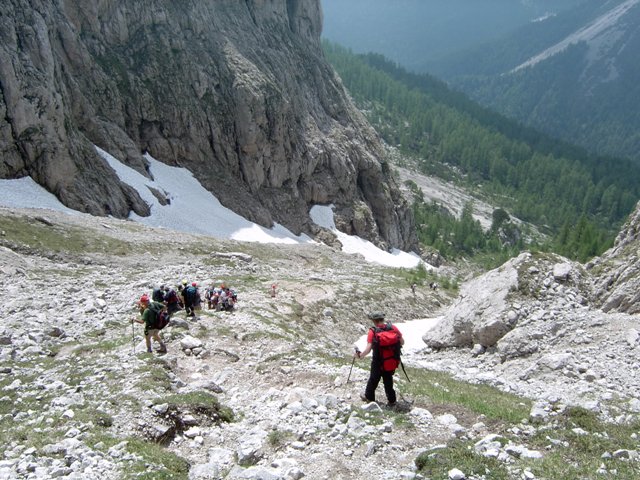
[0,0,417,251]
[589,200,640,313]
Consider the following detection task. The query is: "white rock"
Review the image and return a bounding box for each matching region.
[553,263,572,281]
[448,468,466,480]
[180,335,203,350]
[184,427,201,439]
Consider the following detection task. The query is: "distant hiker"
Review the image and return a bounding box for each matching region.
[182,281,198,317]
[217,286,237,311]
[131,294,167,353]
[205,284,217,309]
[355,312,404,407]
[270,283,277,298]
[429,282,438,291]
[411,283,417,295]
[193,282,203,311]
[152,284,165,303]
[163,286,182,316]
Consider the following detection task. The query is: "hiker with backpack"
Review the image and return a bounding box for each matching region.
[152,284,165,303]
[217,286,237,311]
[131,294,168,353]
[181,281,198,317]
[355,311,404,407]
[163,285,182,316]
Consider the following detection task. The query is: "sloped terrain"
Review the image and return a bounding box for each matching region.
[0,207,451,479]
[1,206,639,479]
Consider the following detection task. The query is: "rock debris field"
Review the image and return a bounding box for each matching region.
[0,207,639,479]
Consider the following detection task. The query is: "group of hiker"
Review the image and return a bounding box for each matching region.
[131,280,238,353]
[132,280,406,409]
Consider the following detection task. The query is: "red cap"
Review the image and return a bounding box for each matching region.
[191,282,197,287]
[139,294,150,304]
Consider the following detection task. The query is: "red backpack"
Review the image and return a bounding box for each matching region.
[371,323,402,372]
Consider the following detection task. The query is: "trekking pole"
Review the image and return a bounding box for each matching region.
[131,319,136,355]
[346,347,360,385]
[400,360,411,382]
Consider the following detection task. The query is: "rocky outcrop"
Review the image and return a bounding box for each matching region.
[0,0,417,251]
[423,252,592,349]
[590,200,640,313]
[422,253,522,349]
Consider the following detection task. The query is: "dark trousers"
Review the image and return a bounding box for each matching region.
[167,302,180,316]
[364,363,396,404]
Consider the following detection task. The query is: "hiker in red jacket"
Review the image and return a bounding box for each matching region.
[355,312,404,407]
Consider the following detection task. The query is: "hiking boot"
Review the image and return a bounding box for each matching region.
[157,346,167,354]
[360,393,372,403]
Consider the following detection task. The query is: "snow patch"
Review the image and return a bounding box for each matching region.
[0,147,422,269]
[310,205,423,268]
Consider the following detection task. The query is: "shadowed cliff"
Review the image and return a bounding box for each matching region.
[0,0,417,251]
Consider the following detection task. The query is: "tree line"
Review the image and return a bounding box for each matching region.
[323,42,640,263]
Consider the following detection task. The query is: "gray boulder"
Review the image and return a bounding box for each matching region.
[423,253,523,348]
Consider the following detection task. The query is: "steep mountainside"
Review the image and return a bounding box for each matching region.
[436,0,640,160]
[0,0,416,251]
[323,0,640,160]
[321,0,583,71]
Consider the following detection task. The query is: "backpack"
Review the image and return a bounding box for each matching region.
[165,289,179,304]
[371,323,402,372]
[184,285,197,303]
[146,301,170,330]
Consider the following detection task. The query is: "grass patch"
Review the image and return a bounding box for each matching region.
[88,434,190,480]
[161,391,234,423]
[136,362,173,392]
[242,330,291,343]
[125,437,191,479]
[522,407,640,479]
[382,263,459,292]
[403,367,531,424]
[267,429,293,450]
[0,215,133,255]
[416,439,510,479]
[71,336,130,355]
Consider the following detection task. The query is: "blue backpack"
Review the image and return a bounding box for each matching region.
[184,285,197,302]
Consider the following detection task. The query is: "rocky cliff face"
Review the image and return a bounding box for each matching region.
[0,0,417,251]
[589,200,640,313]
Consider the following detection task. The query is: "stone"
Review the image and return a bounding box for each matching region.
[180,336,203,350]
[496,328,539,359]
[189,463,221,480]
[448,468,466,480]
[423,254,522,348]
[553,263,572,282]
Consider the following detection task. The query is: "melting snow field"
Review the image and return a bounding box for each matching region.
[0,147,423,269]
[354,317,442,354]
